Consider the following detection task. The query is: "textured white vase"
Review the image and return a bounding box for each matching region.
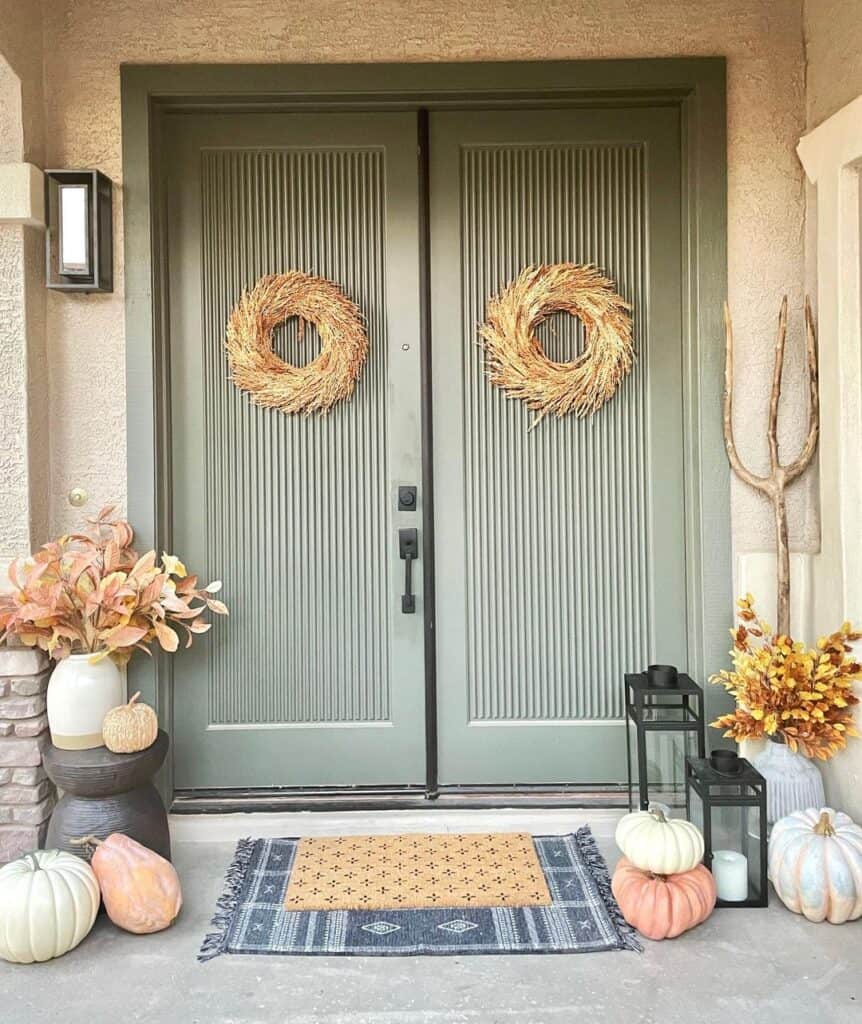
[752,738,825,825]
[47,653,124,750]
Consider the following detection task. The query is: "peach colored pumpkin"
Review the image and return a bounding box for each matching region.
[85,834,182,934]
[611,856,716,940]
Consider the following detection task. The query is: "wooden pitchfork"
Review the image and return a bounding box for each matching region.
[722,296,819,636]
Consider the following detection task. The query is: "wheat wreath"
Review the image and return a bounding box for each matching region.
[479,263,634,426]
[225,272,368,415]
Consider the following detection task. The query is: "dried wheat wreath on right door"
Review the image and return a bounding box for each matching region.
[479,263,634,426]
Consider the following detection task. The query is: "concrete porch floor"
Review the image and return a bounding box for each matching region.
[1,809,858,1024]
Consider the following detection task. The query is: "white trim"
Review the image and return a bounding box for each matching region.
[0,162,44,227]
[797,95,862,625]
[797,96,862,184]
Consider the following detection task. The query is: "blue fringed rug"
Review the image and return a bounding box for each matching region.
[199,827,640,959]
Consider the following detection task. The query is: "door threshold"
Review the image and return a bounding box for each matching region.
[169,805,627,844]
[171,784,630,815]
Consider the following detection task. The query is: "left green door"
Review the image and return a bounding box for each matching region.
[164,112,427,789]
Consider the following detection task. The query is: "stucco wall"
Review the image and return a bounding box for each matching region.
[804,0,862,128]
[32,0,814,559]
[8,0,862,814]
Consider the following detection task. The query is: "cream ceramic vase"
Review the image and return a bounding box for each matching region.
[47,653,124,750]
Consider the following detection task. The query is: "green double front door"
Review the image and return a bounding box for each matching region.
[165,104,686,791]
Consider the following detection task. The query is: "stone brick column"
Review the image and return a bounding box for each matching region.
[0,646,55,863]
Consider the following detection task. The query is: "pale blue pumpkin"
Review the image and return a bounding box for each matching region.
[769,807,862,923]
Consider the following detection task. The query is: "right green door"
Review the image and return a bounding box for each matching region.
[429,107,686,785]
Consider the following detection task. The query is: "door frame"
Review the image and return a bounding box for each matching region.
[121,59,729,810]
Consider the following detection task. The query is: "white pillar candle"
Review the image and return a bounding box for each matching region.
[712,850,748,902]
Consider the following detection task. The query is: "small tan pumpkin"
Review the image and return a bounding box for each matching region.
[611,856,716,940]
[79,833,182,934]
[102,691,158,753]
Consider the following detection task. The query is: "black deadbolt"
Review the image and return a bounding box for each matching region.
[398,486,417,511]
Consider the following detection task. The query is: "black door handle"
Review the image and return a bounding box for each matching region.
[399,528,419,614]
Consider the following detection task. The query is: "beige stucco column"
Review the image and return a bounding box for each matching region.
[0,50,47,579]
[0,16,48,577]
[797,94,862,817]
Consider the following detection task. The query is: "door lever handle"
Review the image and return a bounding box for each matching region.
[399,528,419,614]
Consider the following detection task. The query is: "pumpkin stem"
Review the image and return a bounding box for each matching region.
[813,811,836,837]
[128,691,141,707]
[647,804,668,824]
[70,835,103,850]
[25,852,40,872]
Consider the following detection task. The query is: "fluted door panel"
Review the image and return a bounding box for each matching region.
[200,148,389,726]
[431,108,686,784]
[460,143,648,722]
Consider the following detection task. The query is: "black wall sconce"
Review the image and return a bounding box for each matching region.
[45,169,113,292]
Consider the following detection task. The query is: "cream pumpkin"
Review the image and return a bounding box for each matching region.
[102,691,158,753]
[85,833,182,934]
[612,856,716,940]
[0,850,100,963]
[615,806,704,875]
[769,808,862,924]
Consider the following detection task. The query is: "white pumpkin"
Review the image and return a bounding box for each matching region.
[0,850,100,963]
[769,807,862,924]
[615,806,704,875]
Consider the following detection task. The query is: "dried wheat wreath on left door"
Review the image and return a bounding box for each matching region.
[225,272,368,415]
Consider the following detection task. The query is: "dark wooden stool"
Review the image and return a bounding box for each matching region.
[43,730,171,861]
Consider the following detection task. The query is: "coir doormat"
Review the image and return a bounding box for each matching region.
[199,827,641,959]
[284,832,552,911]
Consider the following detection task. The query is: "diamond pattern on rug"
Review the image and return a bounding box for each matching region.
[284,832,552,911]
[361,921,401,935]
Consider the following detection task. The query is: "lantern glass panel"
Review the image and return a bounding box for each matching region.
[687,759,767,906]
[688,782,705,835]
[709,802,763,903]
[627,708,699,811]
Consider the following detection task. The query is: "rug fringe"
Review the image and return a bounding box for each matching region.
[573,826,643,953]
[198,837,257,962]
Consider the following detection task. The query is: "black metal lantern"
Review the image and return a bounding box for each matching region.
[625,667,705,813]
[685,752,768,908]
[45,169,113,292]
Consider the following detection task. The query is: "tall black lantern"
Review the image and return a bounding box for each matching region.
[625,667,705,812]
[45,169,113,293]
[685,752,768,908]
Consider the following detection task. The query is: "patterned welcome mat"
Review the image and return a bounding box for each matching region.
[199,827,641,960]
[285,832,552,911]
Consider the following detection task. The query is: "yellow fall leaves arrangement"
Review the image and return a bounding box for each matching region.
[0,506,227,665]
[710,595,861,760]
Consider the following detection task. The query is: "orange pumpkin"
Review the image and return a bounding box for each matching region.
[84,834,182,934]
[611,856,716,940]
